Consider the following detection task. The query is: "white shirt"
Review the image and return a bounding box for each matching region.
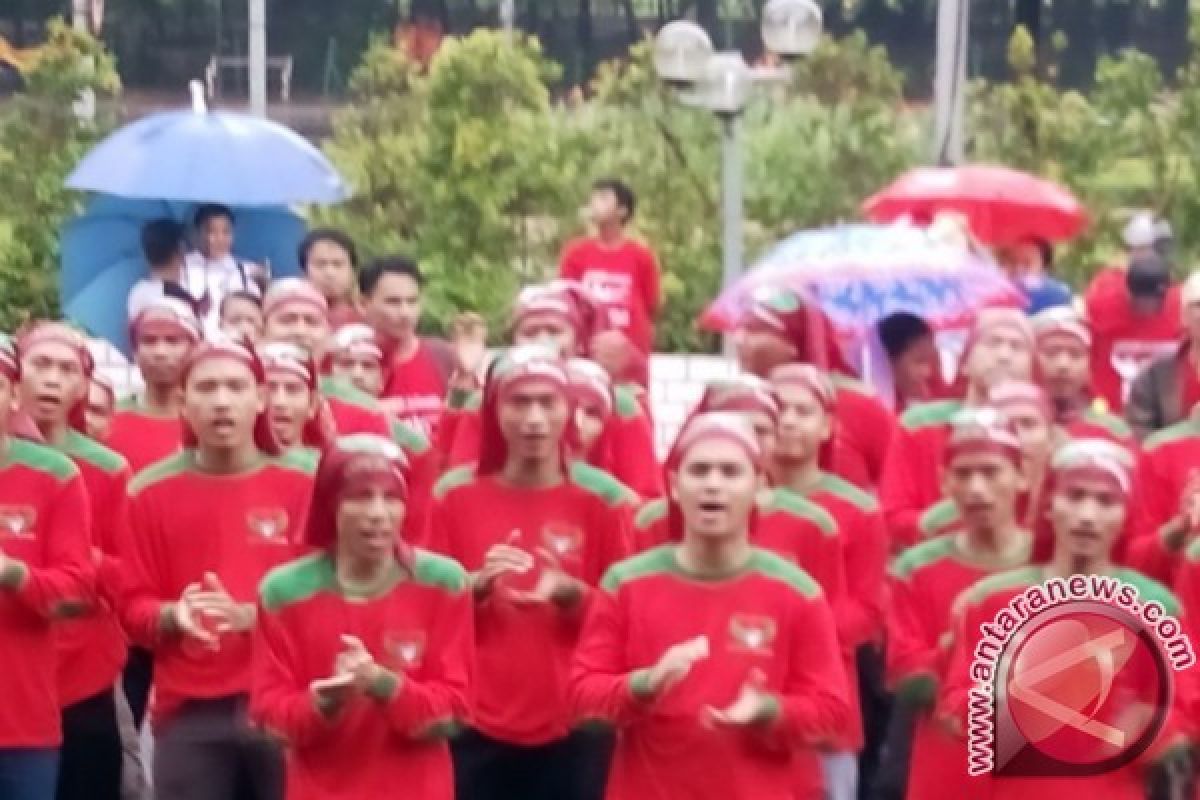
[183,252,262,335]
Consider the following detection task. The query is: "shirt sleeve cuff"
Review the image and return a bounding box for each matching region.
[0,559,27,590]
[628,668,656,701]
[366,669,400,702]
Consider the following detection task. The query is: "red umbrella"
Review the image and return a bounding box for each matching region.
[862,165,1087,245]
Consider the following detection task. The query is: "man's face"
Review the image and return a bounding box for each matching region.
[364,273,421,343]
[85,381,114,441]
[1009,241,1045,278]
[588,188,623,227]
[331,352,384,397]
[670,438,759,540]
[574,402,606,453]
[337,485,405,563]
[513,315,578,358]
[734,328,796,379]
[942,452,1025,533]
[1051,478,1126,562]
[200,215,234,259]
[497,381,568,464]
[265,373,314,448]
[305,241,356,303]
[19,342,86,427]
[182,357,264,452]
[1036,335,1089,398]
[264,308,331,355]
[0,373,15,435]
[773,383,830,464]
[1007,407,1055,468]
[220,298,264,344]
[964,328,1033,391]
[135,331,192,388]
[893,335,939,399]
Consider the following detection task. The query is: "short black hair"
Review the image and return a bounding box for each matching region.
[141,218,185,269]
[299,228,358,271]
[592,178,635,222]
[877,311,933,361]
[359,255,424,296]
[194,203,235,228]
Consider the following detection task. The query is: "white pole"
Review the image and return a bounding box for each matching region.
[932,0,968,165]
[248,0,268,117]
[72,0,89,31]
[720,112,744,356]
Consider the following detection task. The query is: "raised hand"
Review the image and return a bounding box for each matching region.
[473,531,535,599]
[704,668,777,728]
[640,635,710,697]
[507,547,584,609]
[169,581,221,649]
[191,572,255,635]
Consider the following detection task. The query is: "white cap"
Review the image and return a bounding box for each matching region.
[1123,211,1158,249]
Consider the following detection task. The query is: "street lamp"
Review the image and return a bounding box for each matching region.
[653,0,823,343]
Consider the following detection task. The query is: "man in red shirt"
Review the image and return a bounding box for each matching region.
[252,434,471,800]
[120,338,315,800]
[734,286,895,490]
[571,412,851,800]
[17,323,132,800]
[109,297,201,474]
[425,346,632,800]
[0,333,93,800]
[880,308,1035,549]
[885,409,1033,800]
[559,179,661,354]
[260,343,332,454]
[360,257,454,439]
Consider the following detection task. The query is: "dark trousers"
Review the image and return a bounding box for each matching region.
[0,748,59,800]
[452,726,613,800]
[153,696,283,800]
[855,643,894,800]
[56,688,121,800]
[122,647,154,729]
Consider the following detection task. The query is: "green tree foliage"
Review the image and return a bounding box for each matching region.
[0,20,120,330]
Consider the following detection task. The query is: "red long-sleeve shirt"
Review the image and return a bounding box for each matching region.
[880,399,962,551]
[887,533,1032,799]
[560,236,661,354]
[120,450,315,725]
[1124,420,1200,585]
[0,438,93,747]
[251,550,472,800]
[570,545,851,800]
[939,566,1185,800]
[448,385,662,499]
[380,340,449,441]
[107,398,183,474]
[57,430,131,706]
[829,376,896,490]
[424,463,632,745]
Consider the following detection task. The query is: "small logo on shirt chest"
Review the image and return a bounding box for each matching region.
[728,614,777,656]
[541,522,584,561]
[245,508,289,544]
[0,505,37,540]
[383,630,426,671]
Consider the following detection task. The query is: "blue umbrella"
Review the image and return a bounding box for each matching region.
[61,194,307,352]
[65,87,348,206]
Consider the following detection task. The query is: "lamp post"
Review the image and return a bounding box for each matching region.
[652,0,823,341]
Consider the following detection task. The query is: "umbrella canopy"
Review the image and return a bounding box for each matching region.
[701,224,1023,338]
[66,91,347,206]
[61,194,306,352]
[862,165,1087,245]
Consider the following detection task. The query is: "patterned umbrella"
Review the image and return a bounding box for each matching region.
[700,223,1024,338]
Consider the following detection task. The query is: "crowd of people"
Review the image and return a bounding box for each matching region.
[2,178,1200,800]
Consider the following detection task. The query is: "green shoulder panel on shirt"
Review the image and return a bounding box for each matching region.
[634,498,667,531]
[390,419,432,455]
[748,548,821,599]
[601,546,677,593]
[761,488,836,536]
[890,536,958,581]
[433,465,477,500]
[1115,568,1181,616]
[1080,407,1132,439]
[815,473,878,513]
[613,384,641,419]
[411,549,468,594]
[462,390,483,412]
[260,553,336,613]
[899,399,962,431]
[62,430,128,474]
[1144,418,1200,452]
[919,499,960,538]
[5,437,78,482]
[129,451,194,495]
[273,448,319,475]
[962,566,1043,607]
[569,461,638,507]
[319,375,380,410]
